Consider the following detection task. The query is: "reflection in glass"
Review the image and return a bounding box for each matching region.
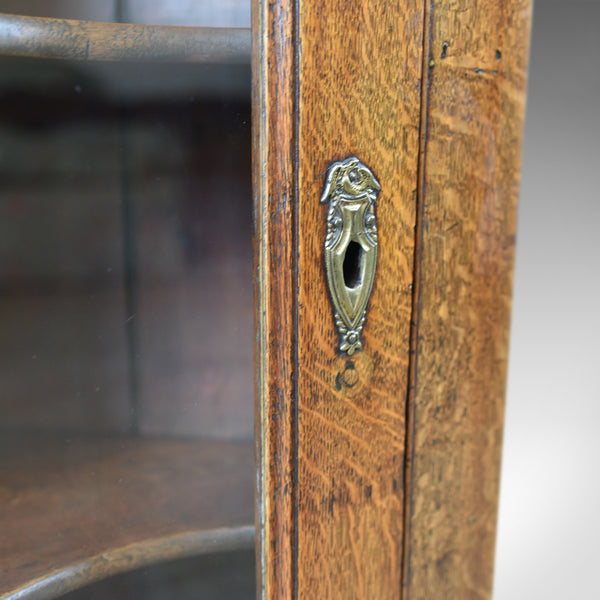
[0,55,254,598]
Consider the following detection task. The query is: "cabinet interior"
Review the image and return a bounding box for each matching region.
[0,52,254,599]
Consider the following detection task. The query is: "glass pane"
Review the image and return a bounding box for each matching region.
[0,51,254,598]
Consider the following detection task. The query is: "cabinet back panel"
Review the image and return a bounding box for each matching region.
[0,58,252,440]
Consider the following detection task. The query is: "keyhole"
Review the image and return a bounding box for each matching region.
[343,241,363,289]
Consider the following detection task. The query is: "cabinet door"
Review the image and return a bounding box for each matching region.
[254,0,532,598]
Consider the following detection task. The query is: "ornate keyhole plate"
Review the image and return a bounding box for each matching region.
[321,156,380,355]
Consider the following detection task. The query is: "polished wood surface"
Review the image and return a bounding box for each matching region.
[296,0,423,598]
[402,1,533,599]
[255,0,425,597]
[0,436,254,600]
[0,0,533,596]
[0,13,250,63]
[256,0,532,598]
[252,0,297,596]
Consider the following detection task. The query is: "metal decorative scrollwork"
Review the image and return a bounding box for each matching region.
[321,156,380,355]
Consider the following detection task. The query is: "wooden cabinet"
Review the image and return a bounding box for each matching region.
[0,1,532,598]
[254,0,532,598]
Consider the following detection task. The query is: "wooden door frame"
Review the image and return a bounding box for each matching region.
[253,1,532,598]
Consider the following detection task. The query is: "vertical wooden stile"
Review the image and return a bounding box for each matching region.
[255,0,425,597]
[296,1,424,598]
[402,1,533,599]
[253,0,298,598]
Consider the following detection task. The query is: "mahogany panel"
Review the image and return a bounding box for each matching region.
[402,1,533,599]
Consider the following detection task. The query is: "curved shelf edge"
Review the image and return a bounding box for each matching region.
[0,13,251,63]
[2,525,255,600]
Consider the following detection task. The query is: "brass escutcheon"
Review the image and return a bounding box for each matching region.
[321,156,380,355]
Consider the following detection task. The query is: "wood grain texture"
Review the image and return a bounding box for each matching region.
[402,1,533,599]
[256,0,425,597]
[0,436,254,600]
[253,0,297,598]
[295,1,424,598]
[0,13,250,63]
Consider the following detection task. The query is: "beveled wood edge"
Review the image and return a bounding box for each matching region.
[1,525,255,600]
[0,13,251,63]
[252,0,298,597]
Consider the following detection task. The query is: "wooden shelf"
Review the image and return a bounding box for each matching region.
[0,13,251,63]
[0,435,254,600]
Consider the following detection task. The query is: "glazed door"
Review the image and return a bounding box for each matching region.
[0,0,533,598]
[0,3,255,599]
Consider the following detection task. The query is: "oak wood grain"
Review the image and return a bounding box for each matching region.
[402,2,533,599]
[256,0,425,597]
[258,1,532,598]
[0,436,254,600]
[296,0,424,593]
